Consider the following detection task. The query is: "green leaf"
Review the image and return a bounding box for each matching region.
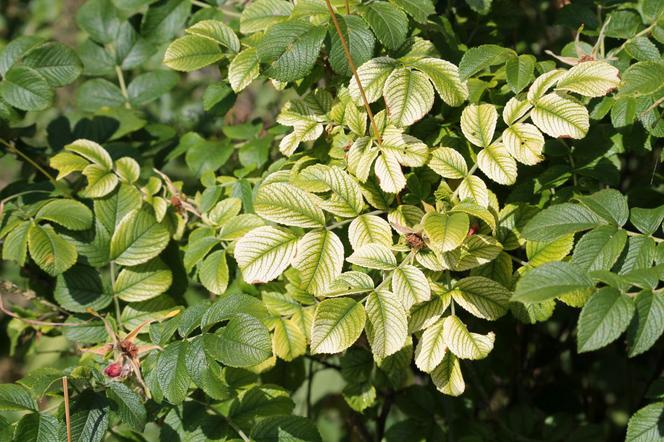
[526,234,574,267]
[206,313,272,367]
[409,58,468,106]
[329,15,375,77]
[28,224,77,276]
[576,189,629,226]
[293,229,344,296]
[627,290,664,357]
[348,214,392,250]
[13,413,59,442]
[252,415,322,442]
[55,265,111,312]
[110,207,170,266]
[414,319,447,373]
[390,0,435,23]
[228,48,260,93]
[127,70,178,106]
[235,226,298,284]
[199,250,229,295]
[458,45,513,80]
[422,212,469,253]
[360,1,409,50]
[452,276,510,320]
[505,54,535,94]
[163,35,224,72]
[34,199,93,232]
[461,103,497,148]
[626,402,664,442]
[107,382,146,432]
[0,65,53,111]
[75,0,121,44]
[21,42,82,87]
[186,19,240,52]
[625,37,660,61]
[76,78,125,112]
[67,390,110,442]
[572,226,627,272]
[0,35,45,75]
[392,265,431,309]
[365,290,409,358]
[630,206,664,235]
[618,60,664,98]
[257,20,326,82]
[522,202,605,242]
[429,147,468,179]
[530,93,589,139]
[0,384,37,411]
[240,0,293,34]
[430,352,465,396]
[311,297,366,354]
[577,287,635,353]
[477,143,517,185]
[157,341,191,404]
[349,57,396,105]
[114,258,173,302]
[347,243,397,270]
[512,261,594,304]
[255,182,326,228]
[95,184,142,234]
[141,0,190,44]
[442,315,494,360]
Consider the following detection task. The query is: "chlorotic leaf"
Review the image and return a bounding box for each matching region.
[311,297,366,354]
[442,315,495,360]
[235,226,298,284]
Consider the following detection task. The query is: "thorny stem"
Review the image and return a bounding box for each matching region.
[326,209,386,230]
[324,0,383,144]
[110,262,122,328]
[63,377,72,442]
[0,138,57,185]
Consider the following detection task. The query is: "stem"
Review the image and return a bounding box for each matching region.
[345,0,350,14]
[640,95,664,117]
[1,190,53,205]
[326,210,385,230]
[110,262,122,328]
[508,253,529,267]
[323,0,383,144]
[626,230,664,243]
[115,66,131,109]
[611,22,657,57]
[374,390,394,442]
[63,377,72,442]
[306,358,314,417]
[0,138,57,185]
[191,0,211,7]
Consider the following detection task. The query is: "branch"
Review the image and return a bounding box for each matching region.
[0,293,83,327]
[323,0,383,144]
[63,377,72,442]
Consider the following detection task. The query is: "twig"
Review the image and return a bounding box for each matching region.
[63,377,72,442]
[191,0,211,7]
[0,294,82,327]
[323,0,383,144]
[626,230,664,243]
[110,262,122,329]
[0,138,57,185]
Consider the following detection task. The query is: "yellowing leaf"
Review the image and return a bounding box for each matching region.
[461,103,498,148]
[502,123,544,165]
[235,226,298,283]
[293,229,344,296]
[556,61,620,97]
[365,290,408,358]
[429,147,468,179]
[383,67,434,127]
[530,93,589,139]
[442,315,495,360]
[311,298,366,354]
[477,143,518,185]
[254,182,326,228]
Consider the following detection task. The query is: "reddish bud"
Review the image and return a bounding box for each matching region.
[468,224,479,237]
[104,362,122,378]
